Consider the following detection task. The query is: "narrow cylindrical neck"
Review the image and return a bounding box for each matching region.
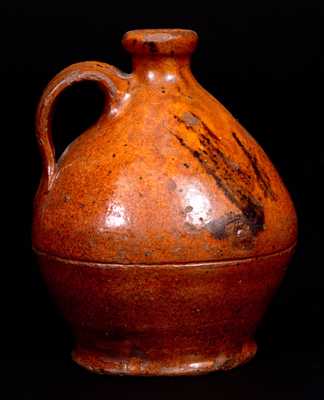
[132,55,192,84]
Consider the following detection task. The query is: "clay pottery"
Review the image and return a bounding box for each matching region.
[33,29,297,376]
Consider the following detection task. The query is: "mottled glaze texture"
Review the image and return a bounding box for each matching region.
[33,29,297,375]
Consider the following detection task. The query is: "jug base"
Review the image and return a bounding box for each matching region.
[35,246,295,376]
[72,340,257,376]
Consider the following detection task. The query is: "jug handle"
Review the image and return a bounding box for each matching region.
[36,61,130,191]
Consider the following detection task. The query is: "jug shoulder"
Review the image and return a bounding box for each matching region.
[33,92,297,264]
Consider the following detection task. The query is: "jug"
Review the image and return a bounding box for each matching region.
[33,29,297,375]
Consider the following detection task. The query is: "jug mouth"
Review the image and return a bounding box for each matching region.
[122,29,198,56]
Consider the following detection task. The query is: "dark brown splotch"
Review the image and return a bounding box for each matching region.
[145,41,158,54]
[207,213,240,240]
[206,213,256,250]
[232,132,277,200]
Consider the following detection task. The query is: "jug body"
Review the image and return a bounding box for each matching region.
[33,29,297,375]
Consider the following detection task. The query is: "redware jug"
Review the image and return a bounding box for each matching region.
[33,29,297,375]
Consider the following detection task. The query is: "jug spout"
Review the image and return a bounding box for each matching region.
[122,29,198,56]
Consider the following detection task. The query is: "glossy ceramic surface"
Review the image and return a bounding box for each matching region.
[33,29,297,375]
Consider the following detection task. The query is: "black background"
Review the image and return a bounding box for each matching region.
[2,2,324,399]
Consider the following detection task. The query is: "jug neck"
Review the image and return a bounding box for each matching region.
[122,29,198,84]
[132,55,192,84]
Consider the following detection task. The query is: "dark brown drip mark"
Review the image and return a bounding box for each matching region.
[232,132,277,200]
[178,67,190,87]
[199,134,252,186]
[191,112,221,143]
[173,132,265,240]
[174,115,195,131]
[174,112,220,142]
[176,85,194,101]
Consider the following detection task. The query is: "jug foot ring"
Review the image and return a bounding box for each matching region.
[72,340,257,376]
